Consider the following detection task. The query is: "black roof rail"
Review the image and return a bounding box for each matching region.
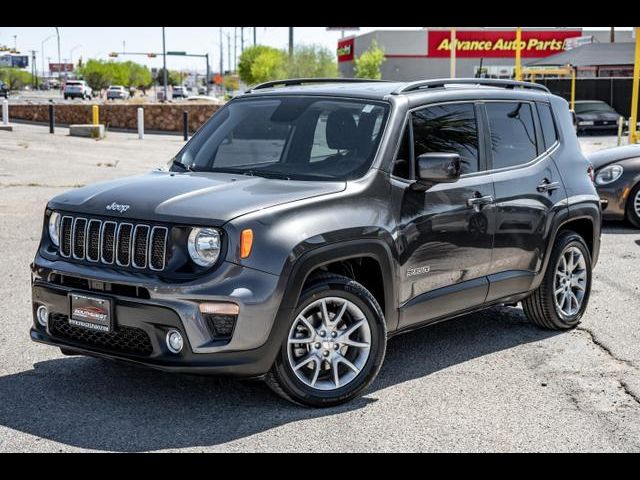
[392,78,550,95]
[246,78,389,93]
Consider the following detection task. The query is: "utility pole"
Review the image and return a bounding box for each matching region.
[253,27,256,46]
[219,27,224,76]
[234,27,237,72]
[205,52,210,95]
[241,27,244,53]
[226,32,231,76]
[55,27,61,81]
[30,50,37,89]
[288,27,294,57]
[162,27,168,102]
[610,27,615,43]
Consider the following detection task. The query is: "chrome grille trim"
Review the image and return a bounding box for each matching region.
[132,225,150,269]
[86,219,102,262]
[72,217,87,260]
[57,215,169,272]
[115,223,134,267]
[60,216,73,258]
[100,221,117,265]
[149,226,168,271]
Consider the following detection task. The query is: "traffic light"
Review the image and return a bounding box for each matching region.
[108,52,119,58]
[148,53,157,58]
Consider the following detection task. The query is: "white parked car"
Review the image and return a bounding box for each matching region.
[63,80,93,100]
[106,85,129,100]
[172,86,189,99]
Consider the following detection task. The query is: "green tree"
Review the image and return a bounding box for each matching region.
[155,68,182,86]
[122,61,152,89]
[0,67,34,90]
[238,45,287,85]
[286,45,339,78]
[222,75,239,92]
[354,40,385,80]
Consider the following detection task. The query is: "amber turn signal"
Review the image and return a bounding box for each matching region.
[199,302,240,315]
[240,229,253,259]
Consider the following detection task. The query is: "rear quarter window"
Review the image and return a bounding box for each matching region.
[537,102,558,150]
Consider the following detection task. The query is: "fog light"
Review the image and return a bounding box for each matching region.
[166,329,184,354]
[36,305,49,327]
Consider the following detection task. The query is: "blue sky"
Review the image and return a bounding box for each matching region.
[0,27,629,75]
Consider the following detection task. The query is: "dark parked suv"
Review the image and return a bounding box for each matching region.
[31,78,601,407]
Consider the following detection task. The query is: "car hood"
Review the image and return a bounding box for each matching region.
[48,170,346,225]
[586,145,640,170]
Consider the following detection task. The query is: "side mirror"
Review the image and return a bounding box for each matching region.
[413,153,461,189]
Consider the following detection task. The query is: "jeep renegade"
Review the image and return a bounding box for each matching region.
[31,78,601,407]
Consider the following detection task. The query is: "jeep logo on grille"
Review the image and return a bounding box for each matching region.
[106,202,130,213]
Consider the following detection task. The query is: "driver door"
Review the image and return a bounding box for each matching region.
[393,101,495,328]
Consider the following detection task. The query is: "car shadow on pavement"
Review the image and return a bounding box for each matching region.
[0,306,560,452]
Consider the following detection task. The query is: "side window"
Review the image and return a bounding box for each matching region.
[412,103,479,175]
[392,122,412,179]
[486,102,538,170]
[537,102,558,150]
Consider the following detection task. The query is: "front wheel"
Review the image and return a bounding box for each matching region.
[522,230,592,330]
[626,183,640,228]
[266,273,386,407]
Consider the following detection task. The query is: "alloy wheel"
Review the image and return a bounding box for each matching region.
[553,246,587,317]
[287,297,371,391]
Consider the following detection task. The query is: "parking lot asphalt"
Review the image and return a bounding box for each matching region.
[0,124,639,452]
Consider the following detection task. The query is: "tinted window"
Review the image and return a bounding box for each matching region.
[537,103,558,150]
[175,97,390,181]
[411,103,479,174]
[486,102,537,169]
[392,123,412,179]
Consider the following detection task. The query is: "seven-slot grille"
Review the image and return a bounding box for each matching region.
[59,215,168,271]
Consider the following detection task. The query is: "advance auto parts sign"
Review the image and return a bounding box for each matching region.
[337,38,354,62]
[428,30,582,58]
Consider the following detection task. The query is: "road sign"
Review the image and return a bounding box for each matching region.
[167,51,186,55]
[214,74,223,85]
[49,63,74,73]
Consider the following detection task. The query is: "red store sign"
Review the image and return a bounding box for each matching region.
[337,38,354,62]
[427,29,582,58]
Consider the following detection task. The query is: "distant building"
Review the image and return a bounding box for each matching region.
[526,42,637,78]
[338,28,635,80]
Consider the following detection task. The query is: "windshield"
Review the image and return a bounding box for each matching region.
[173,96,390,181]
[574,102,616,114]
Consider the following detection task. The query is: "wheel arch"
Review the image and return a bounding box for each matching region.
[278,239,399,332]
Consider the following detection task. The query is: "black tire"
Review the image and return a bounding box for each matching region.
[59,347,78,356]
[625,183,640,229]
[522,230,592,330]
[265,273,386,407]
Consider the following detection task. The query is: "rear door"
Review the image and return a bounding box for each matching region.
[483,99,567,301]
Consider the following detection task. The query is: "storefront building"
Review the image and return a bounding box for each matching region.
[337,28,635,80]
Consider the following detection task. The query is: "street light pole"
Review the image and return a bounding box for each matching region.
[219,27,224,77]
[241,27,244,53]
[288,27,293,57]
[13,35,17,51]
[162,27,168,102]
[234,27,237,73]
[41,34,55,86]
[253,27,256,46]
[205,52,210,95]
[55,27,61,81]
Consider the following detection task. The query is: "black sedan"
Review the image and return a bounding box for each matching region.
[574,100,623,134]
[587,144,640,228]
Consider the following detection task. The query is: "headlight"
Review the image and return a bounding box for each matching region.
[595,165,624,185]
[48,211,61,247]
[187,227,221,267]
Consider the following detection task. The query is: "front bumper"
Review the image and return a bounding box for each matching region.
[30,256,291,377]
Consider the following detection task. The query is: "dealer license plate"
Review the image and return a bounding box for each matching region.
[68,293,113,332]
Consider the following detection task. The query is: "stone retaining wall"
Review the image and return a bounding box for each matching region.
[8,103,221,133]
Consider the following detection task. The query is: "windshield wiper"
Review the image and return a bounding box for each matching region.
[171,159,195,172]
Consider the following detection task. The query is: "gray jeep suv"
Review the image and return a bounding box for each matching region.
[31,78,601,407]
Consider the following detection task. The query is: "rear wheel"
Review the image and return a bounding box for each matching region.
[522,230,592,330]
[266,273,386,407]
[626,183,640,228]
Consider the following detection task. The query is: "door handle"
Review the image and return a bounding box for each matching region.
[467,195,494,211]
[537,180,561,193]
